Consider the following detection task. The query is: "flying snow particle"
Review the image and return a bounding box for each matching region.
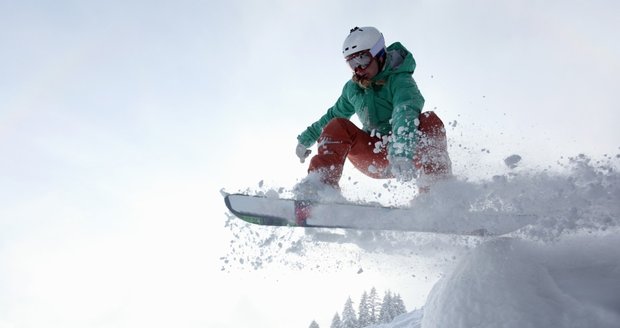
[504,154,522,169]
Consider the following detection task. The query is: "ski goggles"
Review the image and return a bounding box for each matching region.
[346,51,373,70]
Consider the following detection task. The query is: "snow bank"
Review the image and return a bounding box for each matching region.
[422,234,620,328]
[374,309,423,328]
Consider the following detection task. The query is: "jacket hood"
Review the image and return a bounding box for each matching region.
[374,42,416,81]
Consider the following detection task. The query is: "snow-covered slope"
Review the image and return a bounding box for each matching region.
[422,234,620,328]
[374,309,423,328]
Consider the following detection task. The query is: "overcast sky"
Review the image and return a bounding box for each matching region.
[1,0,619,327]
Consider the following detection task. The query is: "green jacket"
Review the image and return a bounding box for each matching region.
[297,42,424,159]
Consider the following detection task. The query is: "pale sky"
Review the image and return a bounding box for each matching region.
[1,0,619,327]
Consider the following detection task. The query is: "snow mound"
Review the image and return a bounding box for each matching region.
[373,309,423,328]
[421,233,620,328]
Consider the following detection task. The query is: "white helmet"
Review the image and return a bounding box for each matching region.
[342,26,385,58]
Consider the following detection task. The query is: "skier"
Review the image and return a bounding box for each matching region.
[294,26,452,199]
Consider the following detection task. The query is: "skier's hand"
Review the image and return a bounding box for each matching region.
[295,142,312,163]
[388,157,416,182]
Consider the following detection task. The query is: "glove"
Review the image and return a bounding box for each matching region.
[388,157,416,182]
[295,142,312,163]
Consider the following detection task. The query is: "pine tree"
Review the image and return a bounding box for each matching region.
[358,291,371,327]
[378,291,394,323]
[309,320,320,328]
[323,288,407,328]
[330,312,343,328]
[368,287,380,324]
[392,293,407,318]
[341,297,358,328]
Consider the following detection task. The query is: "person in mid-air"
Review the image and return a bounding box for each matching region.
[294,26,452,199]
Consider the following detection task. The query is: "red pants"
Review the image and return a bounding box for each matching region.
[308,111,452,186]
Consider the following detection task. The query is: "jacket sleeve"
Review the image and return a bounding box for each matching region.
[388,73,424,159]
[297,84,356,148]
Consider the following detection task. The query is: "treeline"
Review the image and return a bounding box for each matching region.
[308,287,407,328]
